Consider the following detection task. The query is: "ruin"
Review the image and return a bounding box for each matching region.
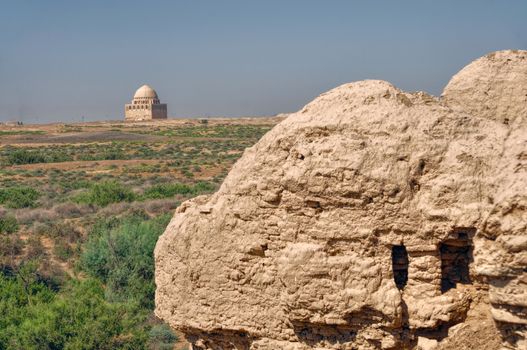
[124,84,167,121]
[155,50,527,349]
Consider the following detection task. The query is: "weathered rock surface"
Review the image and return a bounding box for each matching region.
[442,50,527,125]
[155,50,527,349]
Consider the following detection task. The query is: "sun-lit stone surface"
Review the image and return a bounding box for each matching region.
[155,51,526,349]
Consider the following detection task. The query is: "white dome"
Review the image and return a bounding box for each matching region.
[133,84,158,99]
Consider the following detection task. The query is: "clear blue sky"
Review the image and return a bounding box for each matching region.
[0,0,525,123]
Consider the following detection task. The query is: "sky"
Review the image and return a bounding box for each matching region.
[0,1,525,124]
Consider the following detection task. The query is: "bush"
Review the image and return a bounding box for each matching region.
[0,186,40,208]
[74,181,135,207]
[80,214,171,309]
[0,216,18,234]
[0,275,149,349]
[102,149,127,160]
[5,149,46,165]
[3,148,72,165]
[142,181,215,200]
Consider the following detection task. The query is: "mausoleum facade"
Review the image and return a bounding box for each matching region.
[125,84,167,121]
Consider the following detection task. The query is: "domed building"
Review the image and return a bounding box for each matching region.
[125,84,167,121]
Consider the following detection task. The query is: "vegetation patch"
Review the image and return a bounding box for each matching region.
[0,272,149,349]
[0,119,277,349]
[0,130,44,136]
[0,186,40,208]
[137,124,273,139]
[0,216,18,234]
[4,148,72,165]
[80,213,172,309]
[142,181,216,200]
[73,181,135,207]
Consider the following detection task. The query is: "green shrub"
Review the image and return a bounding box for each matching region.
[101,149,127,160]
[0,275,148,349]
[182,169,194,178]
[0,216,18,234]
[74,181,135,207]
[5,149,46,165]
[3,148,72,165]
[80,214,171,309]
[142,181,215,200]
[0,186,40,208]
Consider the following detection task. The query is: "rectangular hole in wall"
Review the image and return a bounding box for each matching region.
[440,231,473,293]
[392,245,408,290]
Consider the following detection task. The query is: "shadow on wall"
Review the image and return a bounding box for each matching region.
[440,229,475,293]
[186,328,253,350]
